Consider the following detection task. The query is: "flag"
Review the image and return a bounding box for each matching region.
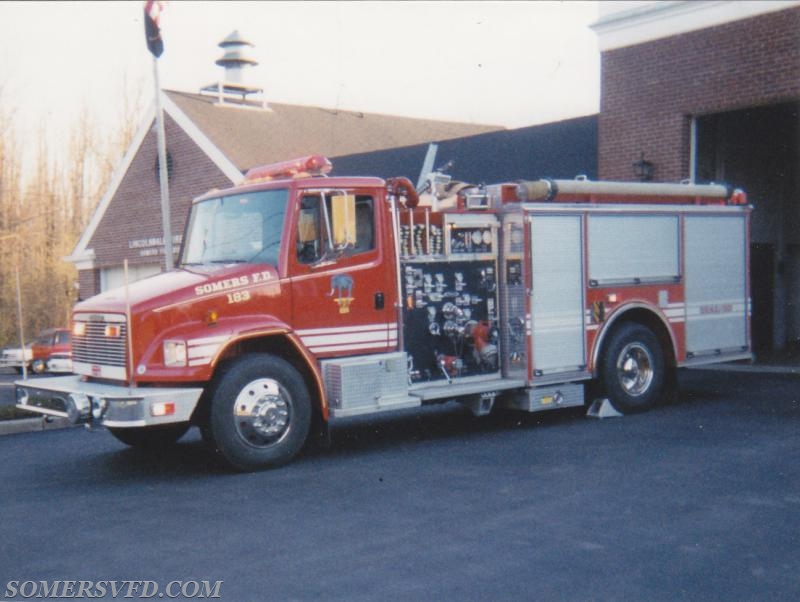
[144,0,166,58]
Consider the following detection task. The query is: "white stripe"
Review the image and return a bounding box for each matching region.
[301,330,391,347]
[187,335,229,347]
[306,341,394,354]
[188,344,223,360]
[685,301,747,317]
[296,322,396,337]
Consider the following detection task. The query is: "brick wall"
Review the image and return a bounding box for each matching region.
[77,269,98,301]
[86,114,234,270]
[599,6,800,181]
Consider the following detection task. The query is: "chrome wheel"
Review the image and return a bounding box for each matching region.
[601,323,666,414]
[233,378,292,447]
[210,354,312,470]
[616,342,654,396]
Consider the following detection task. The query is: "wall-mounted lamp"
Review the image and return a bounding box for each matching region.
[632,152,654,181]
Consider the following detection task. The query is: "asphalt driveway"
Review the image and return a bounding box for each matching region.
[1,369,798,601]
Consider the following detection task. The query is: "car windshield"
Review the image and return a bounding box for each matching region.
[35,332,53,345]
[181,189,289,266]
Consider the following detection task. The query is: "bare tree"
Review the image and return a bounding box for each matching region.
[0,75,145,347]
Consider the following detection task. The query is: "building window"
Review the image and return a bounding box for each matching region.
[155,150,174,183]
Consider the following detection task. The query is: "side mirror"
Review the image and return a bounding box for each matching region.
[331,194,356,249]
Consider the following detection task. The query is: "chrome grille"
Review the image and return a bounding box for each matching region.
[72,319,128,367]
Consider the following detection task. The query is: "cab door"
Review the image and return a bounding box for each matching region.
[289,188,398,358]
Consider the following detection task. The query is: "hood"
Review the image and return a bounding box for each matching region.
[75,264,279,315]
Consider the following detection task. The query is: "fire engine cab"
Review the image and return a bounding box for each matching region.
[16,155,751,471]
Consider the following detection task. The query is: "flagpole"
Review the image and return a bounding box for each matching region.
[153,54,174,271]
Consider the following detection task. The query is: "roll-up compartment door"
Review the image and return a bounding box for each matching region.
[684,215,748,355]
[530,215,586,374]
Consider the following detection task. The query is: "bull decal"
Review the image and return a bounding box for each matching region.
[328,274,354,313]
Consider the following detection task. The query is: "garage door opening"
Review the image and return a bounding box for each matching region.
[695,102,800,356]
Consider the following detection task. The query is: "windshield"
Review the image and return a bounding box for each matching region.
[181,189,289,266]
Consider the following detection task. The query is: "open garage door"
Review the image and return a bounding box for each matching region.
[695,102,799,354]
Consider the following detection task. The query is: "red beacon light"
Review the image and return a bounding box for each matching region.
[729,188,748,205]
[244,155,332,183]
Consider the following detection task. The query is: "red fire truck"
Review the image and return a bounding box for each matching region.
[17,155,751,470]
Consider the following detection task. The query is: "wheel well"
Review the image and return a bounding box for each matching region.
[593,308,676,376]
[192,334,325,426]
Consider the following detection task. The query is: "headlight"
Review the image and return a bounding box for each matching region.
[163,340,187,367]
[92,397,108,420]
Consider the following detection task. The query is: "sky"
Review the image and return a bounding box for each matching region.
[0,1,601,170]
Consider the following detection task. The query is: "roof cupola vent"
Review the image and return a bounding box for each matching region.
[200,29,266,108]
[215,30,257,84]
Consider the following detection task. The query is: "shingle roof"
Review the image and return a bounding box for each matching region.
[165,90,503,172]
[331,115,598,183]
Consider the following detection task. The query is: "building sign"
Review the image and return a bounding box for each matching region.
[129,234,183,257]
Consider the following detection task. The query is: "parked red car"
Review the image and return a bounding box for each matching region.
[30,328,71,374]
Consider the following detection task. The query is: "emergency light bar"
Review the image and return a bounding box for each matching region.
[244,155,332,183]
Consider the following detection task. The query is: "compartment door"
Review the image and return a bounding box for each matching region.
[684,215,748,356]
[529,215,586,375]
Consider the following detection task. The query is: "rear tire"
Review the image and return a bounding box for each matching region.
[600,323,666,414]
[209,354,311,471]
[108,424,190,448]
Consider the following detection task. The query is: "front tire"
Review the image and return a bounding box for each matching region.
[600,323,666,414]
[108,424,190,448]
[31,359,46,374]
[209,354,311,471]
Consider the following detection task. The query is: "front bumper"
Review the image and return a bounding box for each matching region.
[15,375,203,428]
[0,358,27,369]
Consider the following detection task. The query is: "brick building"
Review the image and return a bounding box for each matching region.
[64,30,512,301]
[593,0,800,352]
[67,31,599,304]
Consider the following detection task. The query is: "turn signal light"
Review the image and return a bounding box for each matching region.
[104,325,121,337]
[150,402,176,417]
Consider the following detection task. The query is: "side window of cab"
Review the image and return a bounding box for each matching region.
[297,195,322,264]
[352,196,375,254]
[296,193,375,264]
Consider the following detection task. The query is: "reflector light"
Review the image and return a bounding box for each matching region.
[104,324,121,337]
[244,155,332,182]
[150,402,176,417]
